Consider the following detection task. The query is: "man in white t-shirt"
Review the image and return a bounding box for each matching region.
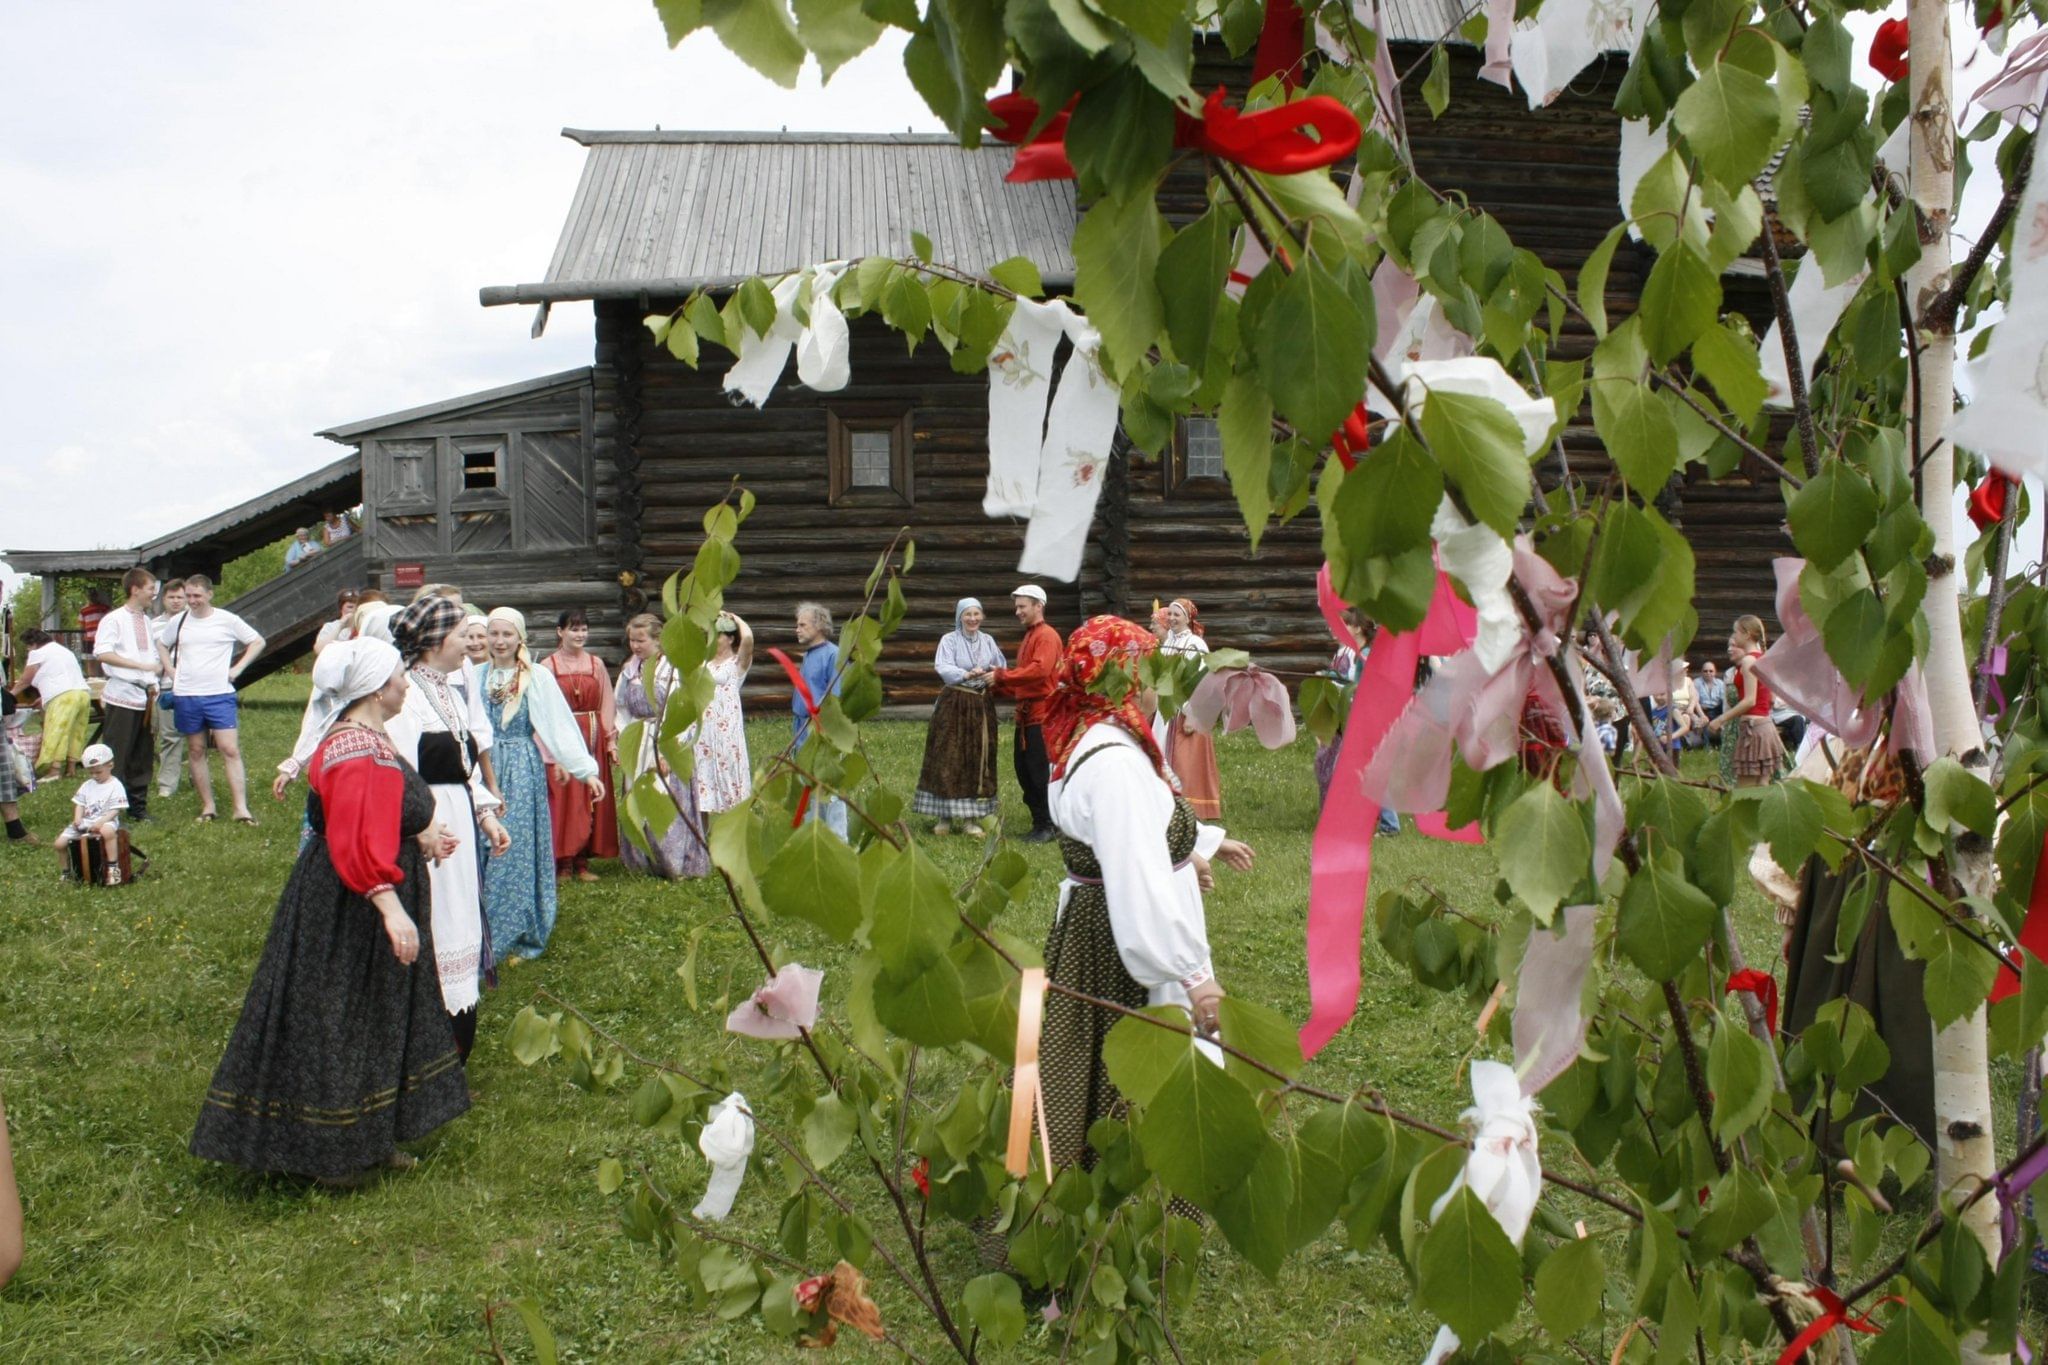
[93,568,164,821]
[156,574,264,824]
[151,580,189,798]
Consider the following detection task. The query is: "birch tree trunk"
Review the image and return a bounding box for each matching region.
[1908,0,2003,1324]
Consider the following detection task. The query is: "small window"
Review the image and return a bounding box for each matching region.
[1168,416,1227,494]
[461,444,503,492]
[827,409,914,506]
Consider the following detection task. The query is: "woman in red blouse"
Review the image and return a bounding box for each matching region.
[190,638,471,1186]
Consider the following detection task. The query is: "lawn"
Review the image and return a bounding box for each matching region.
[0,671,1999,1361]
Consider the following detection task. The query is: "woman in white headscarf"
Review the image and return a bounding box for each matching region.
[480,607,602,964]
[191,637,471,1186]
[911,597,1008,835]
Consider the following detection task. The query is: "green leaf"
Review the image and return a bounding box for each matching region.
[1216,996,1304,1093]
[1103,1006,1197,1106]
[1691,322,1767,424]
[1064,64,1176,201]
[596,1156,625,1195]
[1921,926,2000,1030]
[758,818,863,941]
[882,271,932,350]
[1135,1045,1268,1205]
[1924,757,1996,837]
[1220,368,1275,548]
[1690,1167,1776,1260]
[1420,389,1532,539]
[1589,501,1695,650]
[1423,43,1450,117]
[737,275,779,338]
[988,255,1043,298]
[1756,780,1823,876]
[655,0,705,45]
[1212,1133,1295,1280]
[903,0,1007,139]
[1417,1187,1523,1342]
[1072,189,1166,378]
[1617,848,1717,980]
[1576,223,1627,338]
[1673,60,1783,189]
[1495,783,1590,924]
[1707,1009,1772,1140]
[1789,459,1879,572]
[1533,1235,1604,1337]
[961,1273,1026,1349]
[869,845,958,975]
[1255,253,1372,451]
[802,1094,857,1170]
[1329,428,1442,560]
[703,0,808,88]
[508,1005,559,1065]
[1157,206,1233,373]
[1863,1291,1960,1365]
[1638,243,1721,366]
[506,1297,560,1365]
[1593,378,1680,490]
[791,0,885,80]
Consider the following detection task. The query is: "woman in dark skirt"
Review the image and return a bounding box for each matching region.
[1036,617,1254,1172]
[191,638,470,1185]
[912,597,1007,836]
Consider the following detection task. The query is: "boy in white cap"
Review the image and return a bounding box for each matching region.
[57,744,129,882]
[992,584,1063,842]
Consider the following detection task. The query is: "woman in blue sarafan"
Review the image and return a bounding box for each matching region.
[479,608,602,963]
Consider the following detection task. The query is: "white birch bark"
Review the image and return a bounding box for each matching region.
[1907,0,2003,1330]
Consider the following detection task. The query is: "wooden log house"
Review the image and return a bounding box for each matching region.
[456,14,1785,702]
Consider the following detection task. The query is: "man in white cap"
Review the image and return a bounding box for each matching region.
[992,584,1062,842]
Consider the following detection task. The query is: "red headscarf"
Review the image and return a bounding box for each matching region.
[1041,616,1168,780]
[1171,598,1205,638]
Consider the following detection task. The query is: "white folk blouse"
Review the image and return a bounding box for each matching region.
[1048,722,1226,1012]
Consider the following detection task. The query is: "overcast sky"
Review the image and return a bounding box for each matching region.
[0,1,935,585]
[2,4,2037,592]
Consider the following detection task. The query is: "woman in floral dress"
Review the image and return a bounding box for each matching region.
[694,610,754,814]
[616,613,709,879]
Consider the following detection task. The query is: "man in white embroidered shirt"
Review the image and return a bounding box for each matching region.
[93,568,163,821]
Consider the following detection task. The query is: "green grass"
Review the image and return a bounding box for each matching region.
[0,674,2003,1360]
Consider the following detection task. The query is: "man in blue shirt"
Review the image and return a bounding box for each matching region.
[791,601,848,838]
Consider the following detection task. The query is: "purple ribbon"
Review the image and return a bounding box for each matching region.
[1996,1141,2048,1259]
[1982,642,2012,717]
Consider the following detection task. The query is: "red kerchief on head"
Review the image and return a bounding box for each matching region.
[1041,616,1167,780]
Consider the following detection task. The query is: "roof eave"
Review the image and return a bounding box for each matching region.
[318,368,596,442]
[479,274,1077,308]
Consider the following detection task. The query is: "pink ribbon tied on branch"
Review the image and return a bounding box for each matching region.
[1754,557,1934,760]
[986,87,1361,185]
[1182,666,1297,749]
[726,963,824,1040]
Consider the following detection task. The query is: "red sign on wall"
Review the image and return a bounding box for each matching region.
[392,563,425,590]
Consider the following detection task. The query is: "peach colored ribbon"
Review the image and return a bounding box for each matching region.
[1006,968,1054,1178]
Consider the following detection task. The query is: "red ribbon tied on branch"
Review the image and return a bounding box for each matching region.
[1869,17,1910,81]
[1969,471,2017,531]
[1723,968,1779,1036]
[1776,1288,1900,1365]
[986,87,1361,184]
[768,646,821,827]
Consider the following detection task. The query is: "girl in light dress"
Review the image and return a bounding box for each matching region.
[694,611,755,815]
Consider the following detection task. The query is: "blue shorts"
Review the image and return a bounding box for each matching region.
[173,692,239,735]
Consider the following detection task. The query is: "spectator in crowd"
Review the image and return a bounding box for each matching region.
[153,580,189,798]
[1694,660,1727,746]
[1153,598,1222,820]
[912,597,1005,837]
[320,509,357,547]
[992,585,1062,843]
[787,602,848,839]
[284,528,323,570]
[694,610,754,816]
[312,590,366,658]
[55,743,128,882]
[77,591,108,648]
[1,665,36,847]
[541,608,619,880]
[157,574,265,824]
[12,630,90,780]
[617,612,711,877]
[93,568,163,821]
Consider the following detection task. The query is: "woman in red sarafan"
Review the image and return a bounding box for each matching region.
[190,638,469,1185]
[540,607,620,881]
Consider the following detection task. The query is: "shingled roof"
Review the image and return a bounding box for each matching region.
[481,131,1080,306]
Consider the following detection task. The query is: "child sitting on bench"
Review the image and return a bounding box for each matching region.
[57,743,129,883]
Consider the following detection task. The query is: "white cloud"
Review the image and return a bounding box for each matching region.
[0,0,937,589]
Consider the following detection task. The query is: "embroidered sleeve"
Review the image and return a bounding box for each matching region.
[313,732,407,896]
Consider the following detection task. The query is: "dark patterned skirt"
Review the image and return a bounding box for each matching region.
[190,839,470,1178]
[912,686,1000,820]
[1040,883,1152,1170]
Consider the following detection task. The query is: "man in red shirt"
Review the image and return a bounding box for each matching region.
[992,584,1062,842]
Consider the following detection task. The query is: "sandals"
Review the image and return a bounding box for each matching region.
[195,813,216,824]
[233,815,259,828]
